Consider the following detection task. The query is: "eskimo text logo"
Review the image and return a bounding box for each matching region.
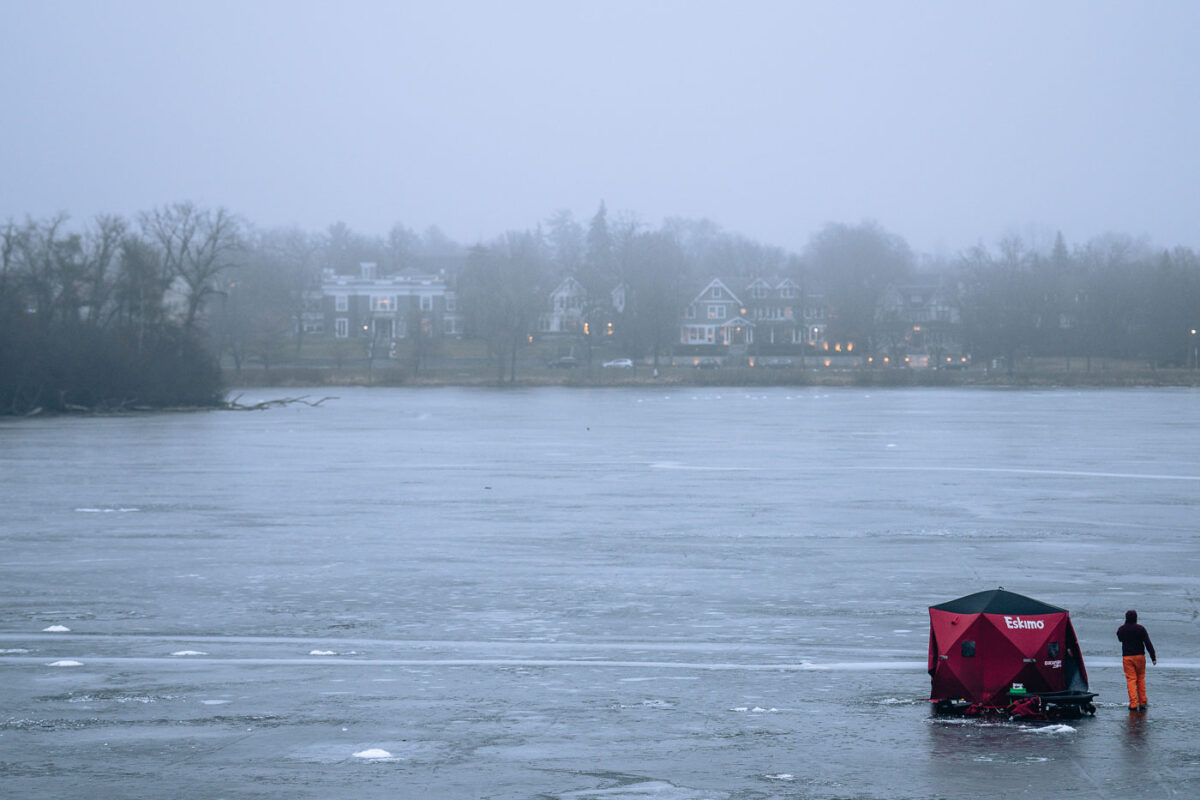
[1003,616,1045,630]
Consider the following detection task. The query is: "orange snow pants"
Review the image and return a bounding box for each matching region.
[1123,655,1147,708]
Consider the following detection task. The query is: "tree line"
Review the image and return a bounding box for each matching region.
[4,202,1199,412]
[1,205,235,414]
[461,209,1200,380]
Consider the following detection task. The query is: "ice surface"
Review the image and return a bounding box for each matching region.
[1,387,1198,799]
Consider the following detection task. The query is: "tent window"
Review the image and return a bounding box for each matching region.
[1047,642,1060,658]
[961,641,976,657]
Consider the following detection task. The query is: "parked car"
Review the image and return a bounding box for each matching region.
[762,357,793,368]
[695,357,720,369]
[547,356,578,368]
[939,356,970,370]
[602,358,634,369]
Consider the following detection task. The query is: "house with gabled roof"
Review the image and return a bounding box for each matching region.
[680,278,754,346]
[538,276,587,334]
[874,283,965,367]
[679,277,829,351]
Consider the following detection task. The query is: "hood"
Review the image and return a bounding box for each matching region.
[1125,609,1138,624]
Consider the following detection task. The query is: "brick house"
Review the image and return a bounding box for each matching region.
[315,262,463,343]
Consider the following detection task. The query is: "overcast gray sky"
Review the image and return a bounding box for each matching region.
[4,1,1197,256]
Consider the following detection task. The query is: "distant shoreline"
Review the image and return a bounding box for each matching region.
[221,364,1200,390]
[6,367,1195,418]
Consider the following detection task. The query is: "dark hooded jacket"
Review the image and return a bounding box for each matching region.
[1117,610,1156,660]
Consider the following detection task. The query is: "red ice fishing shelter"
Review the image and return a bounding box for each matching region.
[928,588,1090,706]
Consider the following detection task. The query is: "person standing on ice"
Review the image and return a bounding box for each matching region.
[1117,609,1156,710]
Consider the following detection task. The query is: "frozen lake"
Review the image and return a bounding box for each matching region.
[2,386,1198,799]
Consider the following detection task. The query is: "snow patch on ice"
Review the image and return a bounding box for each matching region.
[75,507,140,513]
[48,660,83,667]
[731,706,778,713]
[42,625,70,632]
[353,748,393,759]
[171,650,207,656]
[201,699,230,705]
[309,650,337,655]
[0,648,30,654]
[765,774,795,781]
[1022,724,1075,735]
[650,461,754,472]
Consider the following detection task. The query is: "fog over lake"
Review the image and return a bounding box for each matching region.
[6,5,1198,794]
[2,387,1198,798]
[5,3,1199,253]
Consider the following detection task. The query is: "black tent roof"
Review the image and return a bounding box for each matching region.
[930,588,1066,615]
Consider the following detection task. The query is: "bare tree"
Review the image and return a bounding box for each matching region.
[629,230,689,369]
[805,221,914,351]
[114,234,168,353]
[139,203,242,334]
[79,214,128,330]
[459,231,549,383]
